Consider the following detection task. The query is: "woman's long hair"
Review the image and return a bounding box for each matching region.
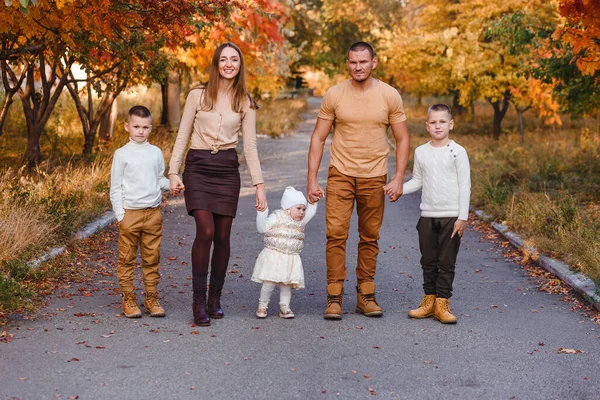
[199,42,258,113]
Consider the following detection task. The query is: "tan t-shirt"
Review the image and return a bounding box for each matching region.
[169,87,264,185]
[318,79,406,178]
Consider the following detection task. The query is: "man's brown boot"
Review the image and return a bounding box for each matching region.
[408,294,436,319]
[324,283,344,320]
[434,297,457,324]
[122,292,142,318]
[144,291,166,317]
[355,282,383,317]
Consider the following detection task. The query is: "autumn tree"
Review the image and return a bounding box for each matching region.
[384,0,560,138]
[180,0,294,97]
[63,0,233,155]
[533,0,600,117]
[285,0,404,78]
[1,2,77,166]
[1,0,234,163]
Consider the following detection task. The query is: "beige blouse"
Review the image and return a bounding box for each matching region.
[168,87,264,185]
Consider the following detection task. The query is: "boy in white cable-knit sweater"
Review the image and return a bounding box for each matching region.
[110,106,170,319]
[402,103,471,324]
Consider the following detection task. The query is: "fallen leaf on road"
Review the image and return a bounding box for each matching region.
[558,348,584,354]
[368,387,376,395]
[167,256,178,260]
[67,358,80,362]
[190,331,199,335]
[372,346,381,349]
[18,377,28,381]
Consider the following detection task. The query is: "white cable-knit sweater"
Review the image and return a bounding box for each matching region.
[402,140,471,221]
[110,140,170,221]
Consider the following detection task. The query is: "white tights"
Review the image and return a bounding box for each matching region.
[259,281,292,307]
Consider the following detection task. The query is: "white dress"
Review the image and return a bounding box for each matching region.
[251,204,317,289]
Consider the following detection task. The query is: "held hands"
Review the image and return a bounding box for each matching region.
[169,174,185,196]
[383,177,403,202]
[307,180,325,204]
[451,219,467,238]
[255,183,267,212]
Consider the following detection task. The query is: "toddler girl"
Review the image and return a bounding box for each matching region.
[251,186,317,318]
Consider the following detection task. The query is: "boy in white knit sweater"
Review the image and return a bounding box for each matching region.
[402,103,471,324]
[110,106,170,318]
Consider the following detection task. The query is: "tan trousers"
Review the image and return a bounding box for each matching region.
[325,166,386,285]
[117,207,162,292]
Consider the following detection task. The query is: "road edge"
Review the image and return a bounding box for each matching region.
[473,208,600,312]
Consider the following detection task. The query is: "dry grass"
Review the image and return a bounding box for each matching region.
[0,197,57,264]
[256,98,307,138]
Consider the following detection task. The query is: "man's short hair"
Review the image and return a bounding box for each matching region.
[427,103,452,118]
[128,105,152,119]
[348,42,375,58]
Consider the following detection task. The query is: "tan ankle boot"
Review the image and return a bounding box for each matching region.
[144,291,165,317]
[122,292,142,318]
[356,282,383,317]
[434,298,457,324]
[324,283,344,320]
[408,294,436,319]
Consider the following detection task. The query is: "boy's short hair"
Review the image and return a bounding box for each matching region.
[128,105,152,119]
[427,103,452,118]
[348,42,375,58]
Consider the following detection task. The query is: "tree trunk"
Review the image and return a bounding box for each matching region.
[18,53,71,166]
[489,90,511,139]
[452,91,466,116]
[517,109,524,146]
[99,98,118,144]
[23,128,42,167]
[0,94,13,135]
[65,70,121,156]
[167,69,181,130]
[161,76,168,125]
[0,60,27,136]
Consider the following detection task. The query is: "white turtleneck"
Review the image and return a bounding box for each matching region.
[403,140,471,221]
[110,140,170,221]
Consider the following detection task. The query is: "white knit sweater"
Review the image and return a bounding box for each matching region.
[110,140,170,221]
[403,140,471,221]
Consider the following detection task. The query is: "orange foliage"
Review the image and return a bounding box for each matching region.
[555,0,600,75]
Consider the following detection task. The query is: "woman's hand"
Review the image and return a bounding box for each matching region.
[169,174,185,196]
[255,183,267,211]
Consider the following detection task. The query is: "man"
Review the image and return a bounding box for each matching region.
[307,42,410,320]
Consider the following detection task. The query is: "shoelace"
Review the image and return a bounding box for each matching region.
[327,294,342,305]
[124,297,137,308]
[361,293,378,304]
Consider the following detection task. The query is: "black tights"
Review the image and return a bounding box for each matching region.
[191,210,233,294]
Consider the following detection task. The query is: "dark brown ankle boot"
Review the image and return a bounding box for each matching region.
[207,287,224,319]
[192,292,210,326]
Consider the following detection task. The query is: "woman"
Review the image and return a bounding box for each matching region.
[169,42,267,326]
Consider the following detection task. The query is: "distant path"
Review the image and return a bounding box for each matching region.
[1,97,599,400]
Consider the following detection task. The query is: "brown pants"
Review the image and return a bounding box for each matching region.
[117,207,162,292]
[325,166,386,284]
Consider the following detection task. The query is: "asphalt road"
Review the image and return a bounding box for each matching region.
[1,97,599,400]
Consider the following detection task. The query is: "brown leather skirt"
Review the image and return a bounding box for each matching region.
[182,149,240,217]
